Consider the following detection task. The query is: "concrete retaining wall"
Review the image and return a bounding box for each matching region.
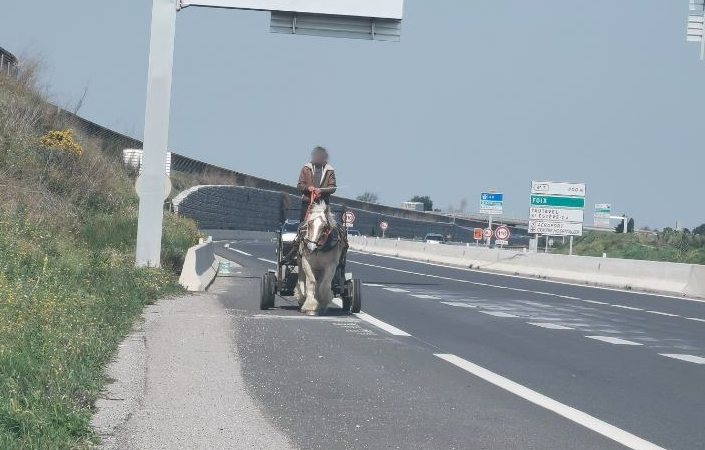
[173,185,528,243]
[349,237,705,299]
[179,239,218,291]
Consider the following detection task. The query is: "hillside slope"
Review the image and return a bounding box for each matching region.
[0,66,198,448]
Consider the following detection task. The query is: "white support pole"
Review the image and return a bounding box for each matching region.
[135,0,177,268]
[487,214,493,247]
[569,235,573,255]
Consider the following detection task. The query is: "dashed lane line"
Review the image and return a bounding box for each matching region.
[229,248,252,256]
[645,310,679,317]
[258,258,277,265]
[330,298,411,337]
[586,336,643,346]
[686,317,705,323]
[659,354,705,365]
[480,311,519,318]
[440,302,477,308]
[611,304,643,311]
[435,354,668,450]
[410,294,441,299]
[383,287,410,293]
[527,323,574,330]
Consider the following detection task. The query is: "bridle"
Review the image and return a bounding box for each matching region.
[299,191,333,251]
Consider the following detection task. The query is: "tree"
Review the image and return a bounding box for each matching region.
[356,191,379,204]
[627,218,635,233]
[693,223,705,235]
[409,195,433,211]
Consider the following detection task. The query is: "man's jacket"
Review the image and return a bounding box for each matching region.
[297,163,337,203]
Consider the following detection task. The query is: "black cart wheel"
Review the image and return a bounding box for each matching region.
[259,274,270,310]
[265,272,276,308]
[342,279,362,313]
[349,278,362,313]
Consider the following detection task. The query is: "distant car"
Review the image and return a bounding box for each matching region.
[347,229,361,237]
[280,220,300,243]
[424,233,445,244]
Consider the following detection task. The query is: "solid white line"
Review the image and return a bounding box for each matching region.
[258,258,277,265]
[383,287,410,293]
[435,354,667,450]
[611,304,643,311]
[410,294,441,299]
[350,251,705,304]
[659,353,705,365]
[582,300,609,305]
[363,283,386,287]
[480,311,518,318]
[229,248,252,256]
[686,317,705,323]
[586,336,643,346]
[527,322,574,330]
[440,301,477,308]
[354,312,411,336]
[645,310,679,317]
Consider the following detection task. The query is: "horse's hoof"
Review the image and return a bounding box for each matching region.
[304,310,319,316]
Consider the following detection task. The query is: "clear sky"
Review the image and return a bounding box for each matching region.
[1,1,703,229]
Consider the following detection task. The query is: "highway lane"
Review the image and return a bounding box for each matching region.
[217,238,705,450]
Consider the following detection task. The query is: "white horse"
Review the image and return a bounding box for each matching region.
[295,200,345,315]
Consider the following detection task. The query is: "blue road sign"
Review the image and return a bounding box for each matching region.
[481,193,503,202]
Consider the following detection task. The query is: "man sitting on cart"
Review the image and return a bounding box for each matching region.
[297,146,337,221]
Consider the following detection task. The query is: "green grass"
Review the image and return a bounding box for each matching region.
[0,66,199,449]
[554,230,705,265]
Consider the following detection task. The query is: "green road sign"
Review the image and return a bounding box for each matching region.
[530,195,585,208]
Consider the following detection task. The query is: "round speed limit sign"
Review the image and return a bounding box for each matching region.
[494,225,511,241]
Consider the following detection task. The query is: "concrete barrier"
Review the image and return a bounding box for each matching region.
[201,229,275,242]
[179,238,219,291]
[349,237,705,299]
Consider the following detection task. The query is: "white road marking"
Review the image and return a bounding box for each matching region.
[410,294,441,299]
[586,336,643,346]
[611,304,643,311]
[349,252,705,304]
[659,354,705,365]
[229,248,252,256]
[645,310,679,317]
[480,311,518,318]
[686,317,705,323]
[383,287,410,293]
[354,312,411,336]
[528,322,574,330]
[258,257,277,265]
[435,354,668,450]
[363,283,385,287]
[329,298,411,336]
[582,300,609,305]
[440,302,477,308]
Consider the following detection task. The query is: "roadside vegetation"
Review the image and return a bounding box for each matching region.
[0,63,198,449]
[554,228,705,265]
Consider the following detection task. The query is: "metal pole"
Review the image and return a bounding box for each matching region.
[135,0,177,267]
[487,214,493,247]
[544,235,549,253]
[569,236,573,255]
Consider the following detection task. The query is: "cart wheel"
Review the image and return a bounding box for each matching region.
[350,278,362,313]
[342,279,362,313]
[265,272,276,308]
[259,274,270,310]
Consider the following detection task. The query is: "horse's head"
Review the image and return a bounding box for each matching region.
[301,201,334,252]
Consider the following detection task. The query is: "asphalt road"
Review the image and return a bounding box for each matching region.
[215,237,705,450]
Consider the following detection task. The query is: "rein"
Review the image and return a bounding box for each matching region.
[299,190,335,251]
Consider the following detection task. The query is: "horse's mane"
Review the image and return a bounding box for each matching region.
[309,201,337,227]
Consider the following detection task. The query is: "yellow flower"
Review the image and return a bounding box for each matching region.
[39,129,83,156]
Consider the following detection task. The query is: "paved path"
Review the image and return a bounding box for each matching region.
[92,293,294,450]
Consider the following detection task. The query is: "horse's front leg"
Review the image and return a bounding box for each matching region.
[294,260,306,307]
[317,264,336,308]
[299,256,320,315]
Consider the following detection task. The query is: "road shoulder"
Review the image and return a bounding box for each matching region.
[91,291,295,450]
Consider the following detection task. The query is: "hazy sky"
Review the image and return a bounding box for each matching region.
[1,1,703,229]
